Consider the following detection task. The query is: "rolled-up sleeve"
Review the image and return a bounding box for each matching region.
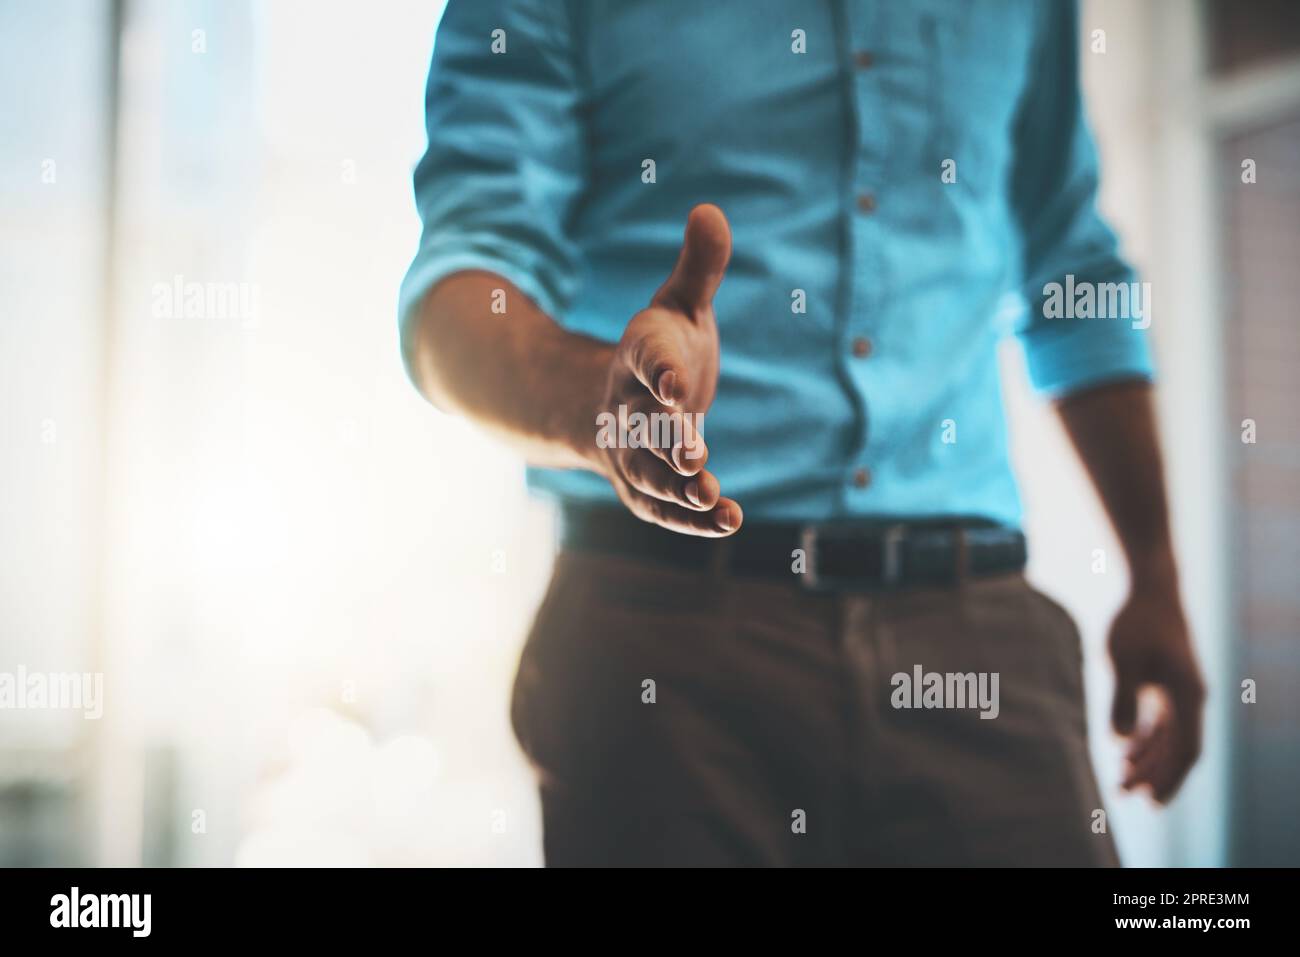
[398,0,585,341]
[1010,0,1154,397]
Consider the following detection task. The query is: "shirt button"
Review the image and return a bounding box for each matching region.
[851,336,873,358]
[852,467,871,489]
[856,192,877,214]
[853,51,875,69]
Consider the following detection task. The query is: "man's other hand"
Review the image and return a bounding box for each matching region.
[1109,574,1206,804]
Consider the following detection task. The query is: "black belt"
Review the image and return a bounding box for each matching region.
[559,504,1027,592]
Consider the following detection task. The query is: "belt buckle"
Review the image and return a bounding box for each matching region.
[800,522,908,591]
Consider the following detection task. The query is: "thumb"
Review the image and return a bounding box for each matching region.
[653,203,731,315]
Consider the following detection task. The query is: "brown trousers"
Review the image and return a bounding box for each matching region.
[510,547,1119,867]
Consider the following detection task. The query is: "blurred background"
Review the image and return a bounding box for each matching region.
[1,0,1297,867]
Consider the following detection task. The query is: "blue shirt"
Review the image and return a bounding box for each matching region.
[400,0,1154,526]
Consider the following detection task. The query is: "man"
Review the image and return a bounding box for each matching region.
[400,0,1205,866]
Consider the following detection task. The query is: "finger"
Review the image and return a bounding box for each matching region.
[1153,671,1205,802]
[644,434,707,475]
[642,397,712,473]
[682,470,720,509]
[1121,721,1170,790]
[1110,667,1141,736]
[652,203,732,316]
[628,493,743,537]
[621,450,719,511]
[670,435,709,476]
[1124,696,1170,764]
[1123,719,1195,804]
[1167,667,1206,762]
[1131,735,1184,805]
[626,323,689,406]
[665,410,708,475]
[1125,724,1161,765]
[713,497,742,533]
[1151,756,1196,804]
[620,398,707,475]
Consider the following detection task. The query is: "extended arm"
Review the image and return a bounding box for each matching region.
[403,271,610,471]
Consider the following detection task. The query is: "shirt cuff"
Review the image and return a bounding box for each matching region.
[1021,316,1156,397]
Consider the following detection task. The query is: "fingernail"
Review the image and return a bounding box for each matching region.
[716,509,735,532]
[658,370,677,405]
[684,479,701,507]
